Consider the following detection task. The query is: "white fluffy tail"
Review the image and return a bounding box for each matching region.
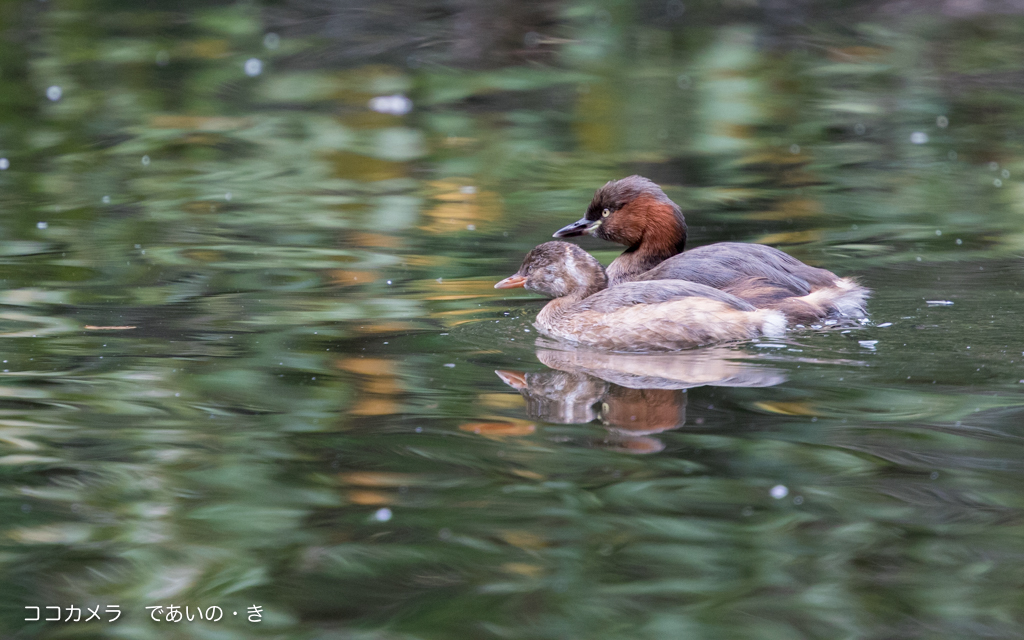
[797,277,870,320]
[760,309,787,337]
[831,278,870,318]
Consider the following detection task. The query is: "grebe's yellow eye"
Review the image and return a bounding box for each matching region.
[602,208,610,218]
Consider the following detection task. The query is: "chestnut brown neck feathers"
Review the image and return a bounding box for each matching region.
[585,176,687,284]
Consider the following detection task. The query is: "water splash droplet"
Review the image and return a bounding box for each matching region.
[368,94,413,115]
[244,58,263,77]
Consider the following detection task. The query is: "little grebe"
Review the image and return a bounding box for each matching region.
[495,241,785,351]
[553,176,868,323]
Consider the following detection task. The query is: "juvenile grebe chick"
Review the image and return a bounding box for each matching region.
[553,176,868,323]
[495,241,785,352]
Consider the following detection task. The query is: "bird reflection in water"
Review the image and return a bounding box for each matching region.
[497,347,786,454]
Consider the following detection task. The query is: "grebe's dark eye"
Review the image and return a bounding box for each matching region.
[602,208,610,218]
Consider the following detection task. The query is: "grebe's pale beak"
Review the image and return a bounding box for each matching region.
[494,274,527,289]
[494,370,528,390]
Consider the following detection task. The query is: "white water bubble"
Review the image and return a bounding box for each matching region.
[935,229,942,236]
[373,508,392,522]
[46,85,62,101]
[859,340,878,349]
[368,94,413,115]
[225,192,232,201]
[244,58,263,77]
[955,238,962,245]
[466,224,475,231]
[0,158,8,170]
[877,322,892,328]
[263,32,280,49]
[994,178,1003,187]
[36,221,48,230]
[789,144,800,154]
[854,123,866,135]
[770,485,789,499]
[141,155,150,166]
[1001,169,1010,179]
[910,131,928,144]
[102,195,110,203]
[459,185,476,195]
[936,115,949,128]
[989,162,999,171]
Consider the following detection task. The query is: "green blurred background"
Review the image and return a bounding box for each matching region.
[2,0,1024,638]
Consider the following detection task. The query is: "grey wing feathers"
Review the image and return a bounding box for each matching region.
[577,280,756,313]
[635,243,837,294]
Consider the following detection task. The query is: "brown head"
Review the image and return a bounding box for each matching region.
[553,176,687,253]
[494,241,607,299]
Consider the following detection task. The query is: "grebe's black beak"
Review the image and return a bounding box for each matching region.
[552,217,594,238]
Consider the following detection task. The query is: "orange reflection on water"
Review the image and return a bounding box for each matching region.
[420,179,501,234]
[459,420,535,438]
[337,358,403,416]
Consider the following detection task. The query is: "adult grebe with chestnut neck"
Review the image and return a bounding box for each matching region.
[553,176,868,324]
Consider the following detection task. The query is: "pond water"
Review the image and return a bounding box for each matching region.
[3,1,1024,638]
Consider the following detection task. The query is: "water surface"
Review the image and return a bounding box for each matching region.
[2,1,1024,638]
